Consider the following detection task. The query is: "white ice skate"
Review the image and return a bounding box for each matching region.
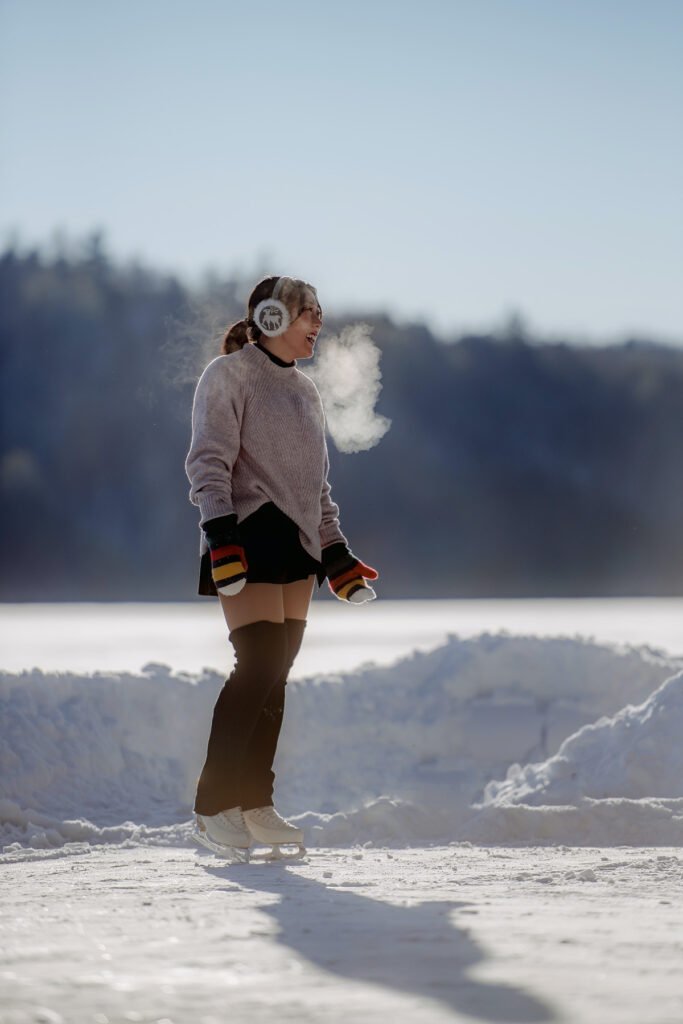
[193,806,252,862]
[243,806,306,860]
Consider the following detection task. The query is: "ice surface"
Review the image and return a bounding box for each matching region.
[2,633,683,852]
[4,843,682,1024]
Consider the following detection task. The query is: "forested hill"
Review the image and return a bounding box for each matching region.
[2,237,683,599]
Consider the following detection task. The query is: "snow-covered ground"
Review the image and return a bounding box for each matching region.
[3,844,682,1024]
[2,612,683,1022]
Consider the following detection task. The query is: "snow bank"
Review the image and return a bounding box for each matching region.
[0,663,217,851]
[467,670,683,845]
[2,634,682,853]
[485,671,683,804]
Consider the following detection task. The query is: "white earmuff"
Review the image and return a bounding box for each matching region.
[253,277,292,338]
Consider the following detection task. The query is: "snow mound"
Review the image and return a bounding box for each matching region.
[463,797,683,846]
[276,634,678,816]
[2,635,682,853]
[468,671,683,845]
[0,798,192,860]
[295,797,455,847]
[484,671,683,804]
[0,663,218,846]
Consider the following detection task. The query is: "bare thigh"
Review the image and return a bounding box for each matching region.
[218,575,315,631]
[283,574,316,620]
[218,583,284,631]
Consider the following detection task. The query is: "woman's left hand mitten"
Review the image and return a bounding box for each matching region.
[321,542,378,604]
[203,514,248,596]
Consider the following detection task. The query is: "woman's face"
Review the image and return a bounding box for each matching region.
[273,287,323,361]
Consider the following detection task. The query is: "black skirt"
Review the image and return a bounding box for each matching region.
[198,501,326,596]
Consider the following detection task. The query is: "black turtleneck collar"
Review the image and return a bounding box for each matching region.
[255,340,295,368]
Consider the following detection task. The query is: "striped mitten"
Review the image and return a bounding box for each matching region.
[321,543,378,604]
[203,514,248,596]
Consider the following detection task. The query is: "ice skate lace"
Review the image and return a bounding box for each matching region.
[248,806,288,827]
[216,807,247,829]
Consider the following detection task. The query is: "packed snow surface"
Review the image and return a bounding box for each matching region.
[3,633,683,853]
[3,844,683,1024]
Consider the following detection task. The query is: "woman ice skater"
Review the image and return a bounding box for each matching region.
[185,275,378,858]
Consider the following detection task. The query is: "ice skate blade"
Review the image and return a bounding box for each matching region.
[192,829,251,862]
[251,842,307,862]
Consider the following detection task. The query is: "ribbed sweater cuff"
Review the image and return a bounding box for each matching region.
[320,522,347,549]
[198,493,234,527]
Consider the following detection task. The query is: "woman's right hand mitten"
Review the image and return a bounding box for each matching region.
[203,514,248,596]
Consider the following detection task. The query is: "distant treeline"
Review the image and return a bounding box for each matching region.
[2,233,683,599]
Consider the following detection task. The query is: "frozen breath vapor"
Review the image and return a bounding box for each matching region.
[306,323,391,454]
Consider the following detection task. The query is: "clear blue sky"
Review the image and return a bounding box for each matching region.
[2,0,682,341]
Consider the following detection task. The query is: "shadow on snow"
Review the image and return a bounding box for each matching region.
[202,858,557,1022]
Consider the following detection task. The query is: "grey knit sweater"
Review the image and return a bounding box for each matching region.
[185,342,347,560]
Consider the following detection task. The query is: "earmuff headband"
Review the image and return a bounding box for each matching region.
[253,276,293,338]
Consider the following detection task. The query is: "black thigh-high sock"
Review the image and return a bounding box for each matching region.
[194,620,288,816]
[240,617,307,812]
